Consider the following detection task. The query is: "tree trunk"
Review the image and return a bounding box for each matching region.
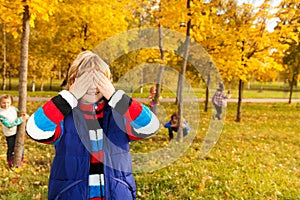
[14,3,30,167]
[59,65,61,80]
[236,79,243,122]
[8,70,11,90]
[2,24,7,90]
[177,0,191,142]
[204,74,210,112]
[153,24,165,114]
[288,74,295,104]
[175,74,180,104]
[40,81,44,91]
[32,77,35,92]
[50,76,53,90]
[61,63,70,88]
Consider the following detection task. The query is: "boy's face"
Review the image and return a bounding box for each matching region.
[81,81,103,103]
[1,98,11,109]
[79,68,104,103]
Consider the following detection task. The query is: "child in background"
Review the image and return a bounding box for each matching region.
[149,86,156,111]
[149,86,162,112]
[164,112,190,141]
[0,94,28,168]
[212,82,231,120]
[26,50,159,200]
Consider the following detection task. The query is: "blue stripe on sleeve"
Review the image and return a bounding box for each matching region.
[34,107,57,132]
[130,104,151,129]
[53,121,64,145]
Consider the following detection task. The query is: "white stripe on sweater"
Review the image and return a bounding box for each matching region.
[108,90,125,109]
[26,116,55,140]
[133,112,160,135]
[59,90,78,109]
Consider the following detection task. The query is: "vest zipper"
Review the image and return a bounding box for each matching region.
[94,103,105,198]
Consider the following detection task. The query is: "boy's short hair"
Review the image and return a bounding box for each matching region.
[0,94,13,104]
[65,50,111,90]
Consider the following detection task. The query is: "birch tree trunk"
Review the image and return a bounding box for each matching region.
[153,23,164,114]
[2,24,7,90]
[14,3,30,167]
[177,0,191,142]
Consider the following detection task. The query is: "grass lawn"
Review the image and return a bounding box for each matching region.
[0,79,299,99]
[0,101,299,199]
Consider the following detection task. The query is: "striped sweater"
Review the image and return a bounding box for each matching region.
[26,90,159,199]
[79,101,105,200]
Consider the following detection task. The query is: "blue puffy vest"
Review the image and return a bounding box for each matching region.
[48,105,136,200]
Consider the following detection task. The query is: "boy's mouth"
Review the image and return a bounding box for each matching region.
[86,91,100,95]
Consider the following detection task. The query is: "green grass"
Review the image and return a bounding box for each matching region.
[1,78,63,92]
[0,101,299,199]
[0,78,299,99]
[0,89,299,100]
[133,102,300,199]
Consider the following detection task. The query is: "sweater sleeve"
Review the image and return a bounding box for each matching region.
[221,93,228,99]
[184,121,190,132]
[0,116,23,128]
[108,90,159,141]
[164,121,172,129]
[26,90,78,144]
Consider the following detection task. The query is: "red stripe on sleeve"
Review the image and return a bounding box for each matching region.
[128,134,140,141]
[90,197,105,200]
[52,125,63,143]
[123,99,142,122]
[125,121,141,141]
[43,101,64,124]
[42,125,62,144]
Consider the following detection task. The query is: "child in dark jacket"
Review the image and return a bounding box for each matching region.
[26,50,159,200]
[164,112,190,140]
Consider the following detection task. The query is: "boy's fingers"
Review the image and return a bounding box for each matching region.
[79,71,91,81]
[93,72,101,83]
[70,71,94,99]
[79,72,93,87]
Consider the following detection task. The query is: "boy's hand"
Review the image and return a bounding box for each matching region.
[69,71,93,99]
[171,121,178,127]
[21,113,29,121]
[93,70,115,100]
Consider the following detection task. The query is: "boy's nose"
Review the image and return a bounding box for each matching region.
[91,81,96,88]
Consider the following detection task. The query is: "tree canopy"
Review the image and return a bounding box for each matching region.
[0,0,298,89]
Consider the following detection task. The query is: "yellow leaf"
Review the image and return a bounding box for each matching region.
[30,19,35,28]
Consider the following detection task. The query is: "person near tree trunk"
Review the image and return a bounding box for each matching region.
[0,94,28,168]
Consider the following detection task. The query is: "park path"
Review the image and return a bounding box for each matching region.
[22,97,300,103]
[157,98,300,103]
